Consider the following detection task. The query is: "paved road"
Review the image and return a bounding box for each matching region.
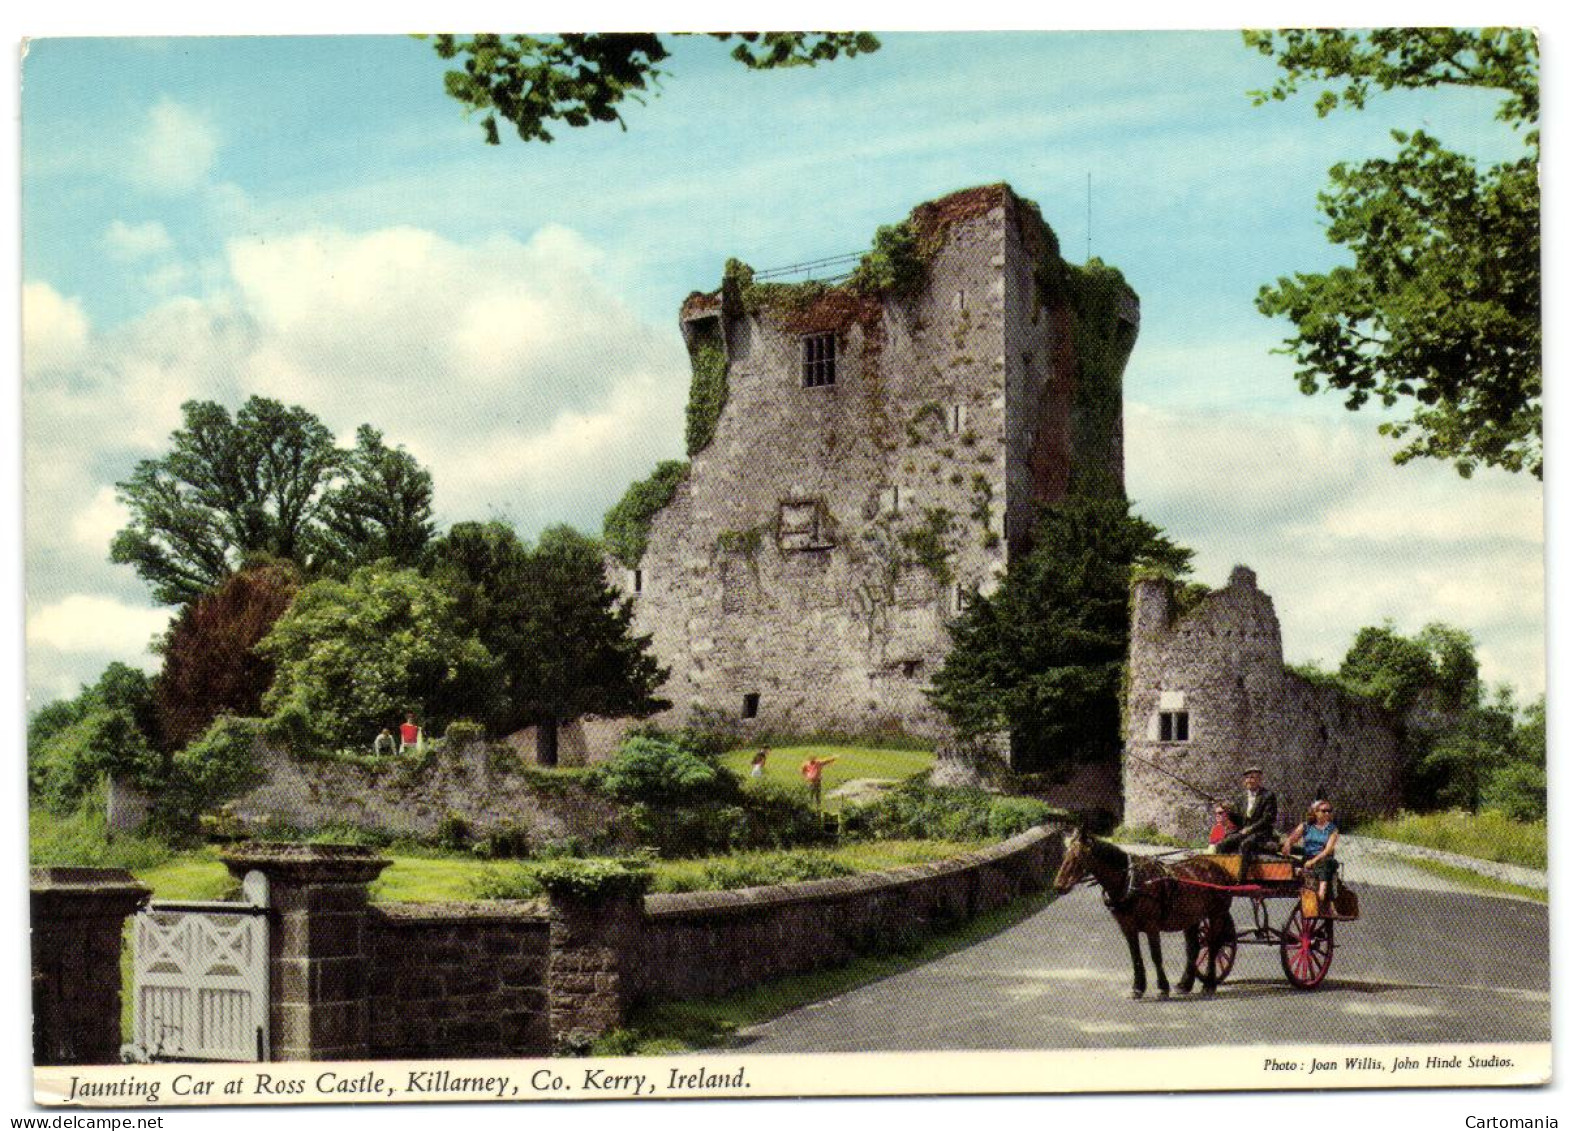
[732,845,1550,1051]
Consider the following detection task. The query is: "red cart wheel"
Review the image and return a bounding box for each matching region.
[1196,912,1237,987]
[1279,904,1334,988]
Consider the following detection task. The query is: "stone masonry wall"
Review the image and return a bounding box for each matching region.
[1124,567,1403,840]
[637,825,1059,1001]
[366,902,550,1059]
[627,185,1137,748]
[216,740,620,843]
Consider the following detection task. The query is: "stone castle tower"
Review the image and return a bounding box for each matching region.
[1124,566,1404,839]
[617,184,1139,757]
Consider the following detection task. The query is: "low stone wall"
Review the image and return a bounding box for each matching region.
[640,825,1059,1000]
[367,902,551,1059]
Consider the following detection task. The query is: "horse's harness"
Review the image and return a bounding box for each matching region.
[1101,855,1177,918]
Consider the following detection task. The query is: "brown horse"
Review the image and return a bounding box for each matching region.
[1054,827,1236,999]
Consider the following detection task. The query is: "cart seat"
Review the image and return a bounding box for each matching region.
[1209,854,1296,884]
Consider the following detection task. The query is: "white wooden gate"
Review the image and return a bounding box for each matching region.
[132,873,270,1061]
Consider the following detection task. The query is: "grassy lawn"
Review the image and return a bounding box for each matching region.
[720,744,935,811]
[1356,810,1547,871]
[599,891,1055,1055]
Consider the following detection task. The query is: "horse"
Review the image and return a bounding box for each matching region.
[1054,826,1236,999]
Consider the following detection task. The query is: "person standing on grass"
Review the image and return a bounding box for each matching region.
[751,748,770,779]
[800,754,839,811]
[399,713,422,755]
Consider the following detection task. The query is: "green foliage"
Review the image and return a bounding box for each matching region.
[30,786,176,871]
[1356,808,1546,871]
[905,402,946,446]
[847,220,926,298]
[603,460,688,567]
[684,342,729,455]
[471,823,533,861]
[28,664,163,812]
[435,811,472,851]
[599,736,736,807]
[928,497,1191,773]
[157,716,267,828]
[1245,29,1540,478]
[258,563,504,749]
[111,397,435,606]
[716,526,766,556]
[468,863,546,901]
[661,851,855,894]
[442,718,486,748]
[1483,696,1545,821]
[898,507,957,585]
[532,857,652,901]
[842,778,1056,842]
[429,33,879,145]
[316,425,436,570]
[1055,260,1135,498]
[425,521,670,741]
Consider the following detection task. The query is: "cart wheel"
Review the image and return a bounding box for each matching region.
[1279,905,1334,989]
[1196,912,1237,987]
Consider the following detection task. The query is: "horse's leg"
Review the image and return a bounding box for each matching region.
[1177,923,1199,994]
[1146,931,1170,998]
[1201,904,1222,995]
[1123,928,1146,999]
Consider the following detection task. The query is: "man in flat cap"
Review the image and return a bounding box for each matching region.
[1216,766,1279,884]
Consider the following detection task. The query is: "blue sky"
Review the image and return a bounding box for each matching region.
[19,29,1545,707]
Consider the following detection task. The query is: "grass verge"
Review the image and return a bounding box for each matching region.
[1356,810,1546,871]
[1397,857,1547,903]
[591,891,1054,1055]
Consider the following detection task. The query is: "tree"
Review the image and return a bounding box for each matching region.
[927,498,1191,774]
[1245,29,1540,478]
[257,564,504,750]
[318,426,436,570]
[111,398,435,604]
[1337,620,1480,716]
[1483,694,1545,822]
[26,663,161,812]
[425,521,669,764]
[429,32,879,145]
[154,561,301,753]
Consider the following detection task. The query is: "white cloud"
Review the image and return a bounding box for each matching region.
[1126,401,1545,698]
[103,219,173,259]
[22,281,88,373]
[26,595,172,657]
[131,99,219,193]
[70,487,129,553]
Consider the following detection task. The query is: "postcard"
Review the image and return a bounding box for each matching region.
[14,23,1551,1118]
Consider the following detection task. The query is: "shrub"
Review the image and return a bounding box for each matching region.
[532,857,651,901]
[472,823,532,860]
[672,850,855,893]
[153,716,267,831]
[436,811,472,851]
[29,787,175,871]
[468,864,545,901]
[443,719,487,749]
[986,796,1056,838]
[1484,762,1547,823]
[599,736,738,807]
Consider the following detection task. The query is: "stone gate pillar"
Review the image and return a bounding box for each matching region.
[542,873,648,1052]
[219,844,389,1062]
[30,867,151,1065]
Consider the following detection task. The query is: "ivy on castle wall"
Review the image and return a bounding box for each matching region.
[603,459,689,568]
[684,341,729,456]
[1051,258,1135,499]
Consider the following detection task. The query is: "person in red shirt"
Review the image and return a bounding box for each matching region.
[800,754,839,811]
[1207,803,1237,852]
[399,713,422,754]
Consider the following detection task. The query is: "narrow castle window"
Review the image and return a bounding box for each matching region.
[802,333,836,387]
[632,568,643,594]
[1158,711,1190,743]
[901,660,921,678]
[742,693,761,720]
[947,403,967,434]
